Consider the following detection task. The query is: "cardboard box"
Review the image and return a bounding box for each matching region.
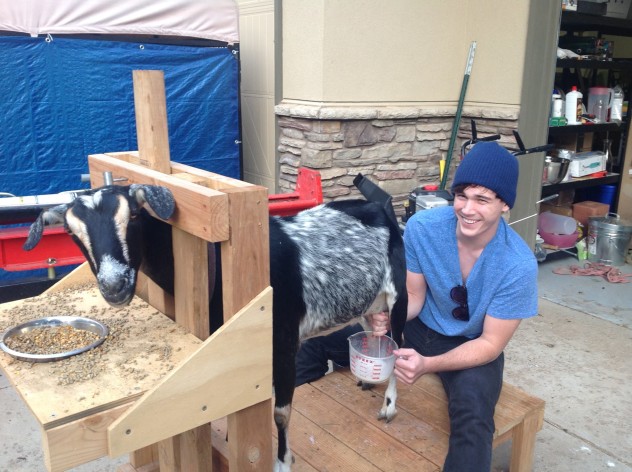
[572,200,609,227]
[541,202,573,217]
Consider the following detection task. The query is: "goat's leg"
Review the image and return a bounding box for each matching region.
[377,374,398,422]
[273,336,298,472]
[377,288,407,422]
[274,402,293,472]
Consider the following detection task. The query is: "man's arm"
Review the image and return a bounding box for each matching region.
[406,270,427,321]
[393,315,521,385]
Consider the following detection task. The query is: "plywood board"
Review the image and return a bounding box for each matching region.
[0,283,202,430]
[108,287,273,456]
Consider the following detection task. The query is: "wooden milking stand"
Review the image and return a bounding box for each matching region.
[103,70,273,471]
[0,70,274,471]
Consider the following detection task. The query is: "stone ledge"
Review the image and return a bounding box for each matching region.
[275,101,520,121]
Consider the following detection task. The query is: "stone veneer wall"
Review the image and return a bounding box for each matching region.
[275,104,520,215]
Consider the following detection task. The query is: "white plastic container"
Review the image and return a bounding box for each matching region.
[611,85,624,121]
[570,151,607,177]
[348,332,397,383]
[565,86,583,125]
[538,211,577,235]
[588,86,613,123]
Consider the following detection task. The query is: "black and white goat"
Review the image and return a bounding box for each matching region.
[23,184,408,472]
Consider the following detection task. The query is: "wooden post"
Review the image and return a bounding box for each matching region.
[132,70,172,174]
[132,70,215,472]
[221,187,273,470]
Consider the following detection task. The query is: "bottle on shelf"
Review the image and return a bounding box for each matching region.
[592,99,604,123]
[611,85,624,122]
[565,86,583,125]
[534,234,547,262]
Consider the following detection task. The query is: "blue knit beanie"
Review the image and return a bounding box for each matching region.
[450,141,519,208]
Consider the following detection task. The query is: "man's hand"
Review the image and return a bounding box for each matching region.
[367,312,390,337]
[393,348,427,385]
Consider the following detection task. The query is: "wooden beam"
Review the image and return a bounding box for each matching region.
[220,184,273,471]
[42,402,134,472]
[133,70,171,174]
[173,228,210,339]
[88,153,229,243]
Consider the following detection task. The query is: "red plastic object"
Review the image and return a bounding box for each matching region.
[0,226,85,271]
[1,168,323,272]
[540,230,579,249]
[268,168,323,217]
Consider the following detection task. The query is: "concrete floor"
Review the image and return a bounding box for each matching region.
[1,252,631,472]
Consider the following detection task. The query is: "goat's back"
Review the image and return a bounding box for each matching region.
[269,200,404,339]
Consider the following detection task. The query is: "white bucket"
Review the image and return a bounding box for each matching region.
[348,331,397,383]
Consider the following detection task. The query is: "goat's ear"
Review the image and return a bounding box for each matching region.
[23,204,68,251]
[130,184,175,220]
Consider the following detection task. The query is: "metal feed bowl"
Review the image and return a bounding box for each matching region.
[0,316,108,362]
[542,155,571,185]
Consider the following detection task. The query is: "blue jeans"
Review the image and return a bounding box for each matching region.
[295,323,364,386]
[404,317,504,472]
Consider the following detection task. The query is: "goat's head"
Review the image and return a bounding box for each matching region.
[23,184,175,307]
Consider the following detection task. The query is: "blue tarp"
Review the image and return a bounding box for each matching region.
[0,35,241,197]
[0,35,241,282]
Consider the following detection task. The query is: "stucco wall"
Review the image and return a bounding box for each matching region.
[282,0,529,106]
[275,0,560,245]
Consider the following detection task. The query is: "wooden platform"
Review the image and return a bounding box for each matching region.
[208,368,545,472]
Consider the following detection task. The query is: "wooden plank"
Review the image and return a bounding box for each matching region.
[282,407,384,472]
[310,371,448,466]
[107,287,273,456]
[509,409,544,472]
[146,279,175,320]
[211,417,319,472]
[170,226,213,472]
[226,400,273,471]
[0,285,202,431]
[178,427,213,472]
[130,68,212,472]
[341,368,544,438]
[293,384,439,471]
[173,227,210,339]
[220,186,270,320]
[333,369,545,462]
[219,183,273,471]
[157,437,181,471]
[132,70,171,174]
[42,402,133,472]
[129,445,159,470]
[170,162,255,191]
[88,153,229,244]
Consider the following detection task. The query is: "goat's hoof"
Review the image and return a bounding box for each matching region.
[360,381,375,391]
[377,408,397,423]
[273,459,292,472]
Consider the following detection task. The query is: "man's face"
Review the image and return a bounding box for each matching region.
[452,185,509,240]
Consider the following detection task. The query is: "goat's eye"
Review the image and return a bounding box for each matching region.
[129,212,140,220]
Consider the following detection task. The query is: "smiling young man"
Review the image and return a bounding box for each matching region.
[371,141,538,471]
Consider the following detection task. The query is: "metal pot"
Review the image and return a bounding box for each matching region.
[542,154,571,185]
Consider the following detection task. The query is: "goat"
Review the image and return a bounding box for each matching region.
[23,184,408,472]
